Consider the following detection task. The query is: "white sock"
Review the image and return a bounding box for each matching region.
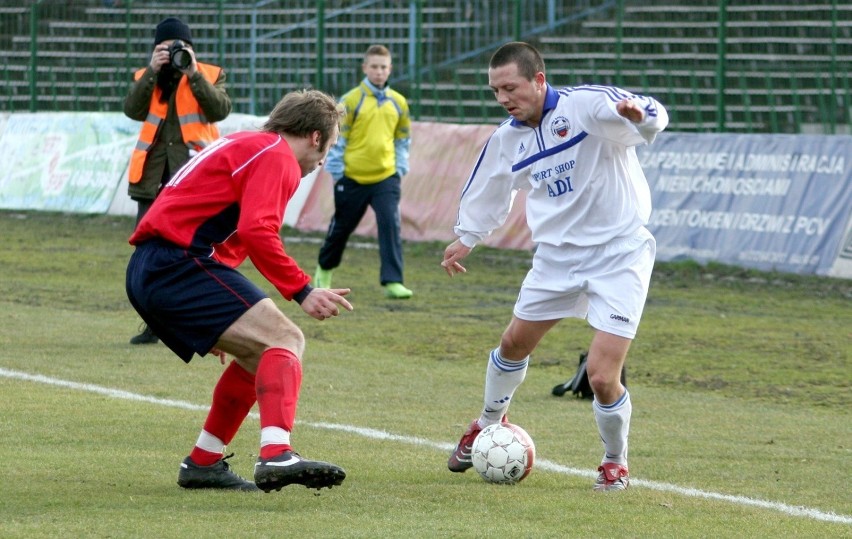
[593,390,632,465]
[480,348,528,425]
[195,430,225,454]
[260,426,291,447]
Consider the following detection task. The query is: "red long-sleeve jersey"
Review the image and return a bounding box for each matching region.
[129,131,311,301]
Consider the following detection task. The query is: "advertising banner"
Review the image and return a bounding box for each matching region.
[0,113,138,213]
[638,133,851,276]
[0,112,848,277]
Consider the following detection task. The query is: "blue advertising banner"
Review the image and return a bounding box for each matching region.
[637,133,852,276]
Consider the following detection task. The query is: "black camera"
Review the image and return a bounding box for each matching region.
[168,39,192,70]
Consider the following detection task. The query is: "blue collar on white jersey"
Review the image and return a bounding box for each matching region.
[510,83,560,128]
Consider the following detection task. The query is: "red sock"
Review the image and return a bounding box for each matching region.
[189,447,223,467]
[189,360,256,466]
[255,348,302,459]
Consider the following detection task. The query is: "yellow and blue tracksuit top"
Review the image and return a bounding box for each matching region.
[324,78,411,184]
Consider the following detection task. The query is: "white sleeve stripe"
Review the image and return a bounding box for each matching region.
[167,137,232,187]
[232,136,283,177]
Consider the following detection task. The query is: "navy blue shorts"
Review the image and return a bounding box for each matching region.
[126,239,267,363]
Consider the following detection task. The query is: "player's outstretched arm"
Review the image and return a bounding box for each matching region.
[616,98,645,123]
[441,239,472,277]
[301,288,354,321]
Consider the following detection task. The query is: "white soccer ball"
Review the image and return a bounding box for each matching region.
[471,422,535,484]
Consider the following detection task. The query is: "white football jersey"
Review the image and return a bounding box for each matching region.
[454,84,668,248]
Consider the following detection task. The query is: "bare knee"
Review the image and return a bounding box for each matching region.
[256,307,305,356]
[588,371,623,404]
[499,318,556,360]
[499,332,529,360]
[216,299,306,368]
[587,332,631,403]
[273,318,305,357]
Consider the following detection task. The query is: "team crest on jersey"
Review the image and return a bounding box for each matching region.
[550,116,570,138]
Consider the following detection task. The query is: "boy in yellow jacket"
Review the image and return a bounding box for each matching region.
[314,44,413,299]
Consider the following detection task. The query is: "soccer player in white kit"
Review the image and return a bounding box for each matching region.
[443,42,668,491]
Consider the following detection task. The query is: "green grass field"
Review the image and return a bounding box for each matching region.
[0,210,849,538]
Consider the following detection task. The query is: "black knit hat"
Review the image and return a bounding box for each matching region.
[154,17,192,45]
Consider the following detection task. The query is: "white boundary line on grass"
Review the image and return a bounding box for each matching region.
[2,367,850,526]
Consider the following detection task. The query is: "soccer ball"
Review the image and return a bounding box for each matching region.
[471,422,535,484]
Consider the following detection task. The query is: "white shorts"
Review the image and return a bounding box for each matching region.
[513,227,656,339]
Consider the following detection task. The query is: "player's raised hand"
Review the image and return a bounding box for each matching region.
[301,287,353,321]
[441,239,471,277]
[616,98,645,123]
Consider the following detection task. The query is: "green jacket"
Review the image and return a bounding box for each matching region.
[123,65,231,201]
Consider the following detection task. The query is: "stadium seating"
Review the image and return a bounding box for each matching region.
[0,0,848,133]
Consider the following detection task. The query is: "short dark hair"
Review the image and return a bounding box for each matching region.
[364,44,391,61]
[263,89,343,150]
[489,42,545,80]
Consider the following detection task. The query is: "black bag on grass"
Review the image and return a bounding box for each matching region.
[551,351,626,399]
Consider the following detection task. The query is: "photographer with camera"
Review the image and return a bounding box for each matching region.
[124,17,231,345]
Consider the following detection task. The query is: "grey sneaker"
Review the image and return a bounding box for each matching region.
[593,462,630,492]
[177,454,259,491]
[254,451,346,492]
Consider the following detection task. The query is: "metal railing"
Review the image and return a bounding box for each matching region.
[1,0,849,133]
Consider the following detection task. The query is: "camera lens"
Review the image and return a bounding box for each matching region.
[171,48,191,70]
[168,40,192,70]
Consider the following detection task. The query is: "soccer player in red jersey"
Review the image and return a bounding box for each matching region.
[127,89,352,492]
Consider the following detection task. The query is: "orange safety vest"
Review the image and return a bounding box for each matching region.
[127,62,222,184]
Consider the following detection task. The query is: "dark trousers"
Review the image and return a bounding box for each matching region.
[318,174,404,285]
[133,162,171,227]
